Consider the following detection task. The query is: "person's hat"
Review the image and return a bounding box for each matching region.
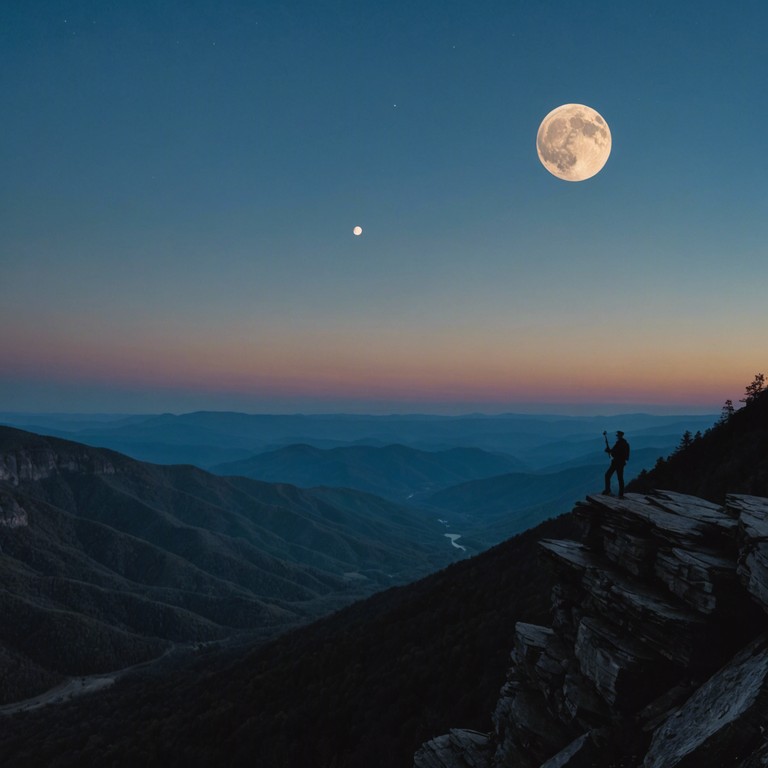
[616,430,624,436]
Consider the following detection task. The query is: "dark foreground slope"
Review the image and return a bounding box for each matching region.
[0,427,456,706]
[0,512,580,768]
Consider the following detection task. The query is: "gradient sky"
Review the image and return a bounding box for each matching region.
[1,1,766,414]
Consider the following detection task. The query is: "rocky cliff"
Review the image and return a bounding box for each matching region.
[414,490,768,767]
[0,429,126,558]
[0,444,118,485]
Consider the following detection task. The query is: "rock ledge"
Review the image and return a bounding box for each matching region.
[414,491,768,768]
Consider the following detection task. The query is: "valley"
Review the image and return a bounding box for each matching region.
[0,426,461,707]
[1,402,751,768]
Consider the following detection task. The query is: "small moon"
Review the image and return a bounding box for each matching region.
[536,104,611,182]
[353,226,363,236]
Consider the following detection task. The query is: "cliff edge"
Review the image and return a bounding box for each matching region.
[414,490,768,767]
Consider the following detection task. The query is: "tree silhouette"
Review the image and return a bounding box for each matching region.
[676,430,694,453]
[741,373,765,404]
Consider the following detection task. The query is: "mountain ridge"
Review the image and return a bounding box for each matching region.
[0,426,458,706]
[212,442,525,502]
[1,410,718,471]
[1,396,760,766]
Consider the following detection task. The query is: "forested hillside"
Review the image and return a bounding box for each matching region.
[628,381,768,502]
[0,514,580,767]
[0,427,455,706]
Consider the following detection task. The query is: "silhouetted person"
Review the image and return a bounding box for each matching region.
[603,430,630,498]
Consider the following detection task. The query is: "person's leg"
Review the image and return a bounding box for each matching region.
[604,463,615,494]
[617,464,625,498]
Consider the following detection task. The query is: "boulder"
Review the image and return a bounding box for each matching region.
[582,562,719,669]
[586,492,735,548]
[731,494,768,614]
[541,539,720,669]
[653,546,745,617]
[643,634,768,768]
[573,616,676,712]
[729,493,768,540]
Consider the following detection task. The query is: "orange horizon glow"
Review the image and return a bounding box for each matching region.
[2,321,756,410]
[11,301,753,416]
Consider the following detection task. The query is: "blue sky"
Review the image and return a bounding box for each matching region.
[1,1,766,414]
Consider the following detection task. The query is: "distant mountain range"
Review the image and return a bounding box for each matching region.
[0,426,457,706]
[421,464,604,541]
[211,441,683,547]
[0,410,718,471]
[2,395,764,767]
[212,443,526,502]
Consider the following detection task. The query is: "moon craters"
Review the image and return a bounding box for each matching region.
[536,104,611,182]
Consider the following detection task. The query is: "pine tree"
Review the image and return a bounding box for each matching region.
[720,399,735,423]
[676,430,694,453]
[741,373,765,404]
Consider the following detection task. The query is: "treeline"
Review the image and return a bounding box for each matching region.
[628,373,768,502]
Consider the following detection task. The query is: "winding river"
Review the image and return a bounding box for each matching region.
[444,533,466,552]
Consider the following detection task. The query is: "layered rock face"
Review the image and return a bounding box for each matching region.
[414,491,768,768]
[0,446,117,485]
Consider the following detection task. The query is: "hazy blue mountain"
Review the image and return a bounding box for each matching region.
[0,411,718,471]
[0,426,457,705]
[212,443,525,502]
[422,465,604,544]
[419,439,674,545]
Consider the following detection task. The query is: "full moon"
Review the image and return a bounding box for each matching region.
[353,226,363,236]
[536,104,611,182]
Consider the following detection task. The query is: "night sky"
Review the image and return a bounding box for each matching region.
[2,1,766,414]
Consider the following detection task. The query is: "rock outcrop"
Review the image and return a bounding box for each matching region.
[0,492,28,529]
[414,490,768,768]
[0,446,117,485]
